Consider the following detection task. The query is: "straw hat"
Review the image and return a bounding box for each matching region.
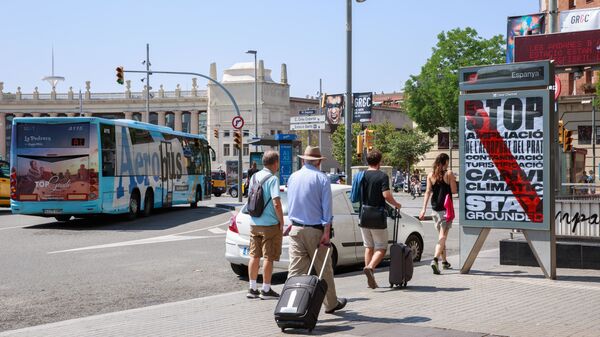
[298,146,326,160]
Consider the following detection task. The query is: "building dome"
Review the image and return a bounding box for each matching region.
[222,62,274,83]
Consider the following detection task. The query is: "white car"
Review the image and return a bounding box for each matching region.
[225,185,425,276]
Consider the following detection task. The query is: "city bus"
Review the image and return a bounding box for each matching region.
[9,117,214,221]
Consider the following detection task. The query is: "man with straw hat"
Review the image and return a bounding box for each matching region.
[285,146,347,314]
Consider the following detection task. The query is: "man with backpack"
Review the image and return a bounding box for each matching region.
[246,151,284,300]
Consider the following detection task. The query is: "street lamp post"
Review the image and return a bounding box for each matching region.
[345,0,365,185]
[246,50,258,148]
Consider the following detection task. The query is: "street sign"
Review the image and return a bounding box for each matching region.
[299,109,317,115]
[232,116,244,129]
[290,123,326,131]
[290,115,326,123]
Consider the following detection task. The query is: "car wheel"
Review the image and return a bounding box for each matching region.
[230,263,248,277]
[230,188,238,198]
[54,215,71,222]
[142,191,153,217]
[405,233,423,262]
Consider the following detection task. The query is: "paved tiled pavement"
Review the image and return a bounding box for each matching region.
[2,248,600,337]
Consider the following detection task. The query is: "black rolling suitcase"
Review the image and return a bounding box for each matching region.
[274,247,331,333]
[389,210,413,288]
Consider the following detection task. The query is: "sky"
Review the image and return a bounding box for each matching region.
[1,0,540,98]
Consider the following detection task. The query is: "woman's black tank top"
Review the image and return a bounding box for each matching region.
[431,174,451,212]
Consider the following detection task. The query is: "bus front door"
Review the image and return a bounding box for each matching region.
[160,141,174,207]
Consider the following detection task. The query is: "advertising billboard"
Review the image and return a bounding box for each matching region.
[353,92,373,123]
[459,90,552,230]
[14,123,99,201]
[515,29,600,67]
[325,94,344,125]
[560,8,600,32]
[506,13,546,63]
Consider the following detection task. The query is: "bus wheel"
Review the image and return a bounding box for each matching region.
[190,188,200,208]
[54,215,71,222]
[142,191,153,217]
[127,191,140,221]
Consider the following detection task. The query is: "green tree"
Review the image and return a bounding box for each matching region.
[330,123,363,167]
[330,122,433,169]
[404,27,505,137]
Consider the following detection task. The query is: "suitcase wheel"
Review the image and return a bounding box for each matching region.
[281,328,285,332]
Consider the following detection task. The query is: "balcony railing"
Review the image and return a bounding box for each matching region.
[1,90,208,101]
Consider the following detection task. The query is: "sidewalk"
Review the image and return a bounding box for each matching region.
[2,249,600,337]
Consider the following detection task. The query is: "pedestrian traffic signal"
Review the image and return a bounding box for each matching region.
[213,129,219,139]
[233,131,242,149]
[116,67,125,85]
[563,128,573,152]
[558,120,564,144]
[365,129,374,151]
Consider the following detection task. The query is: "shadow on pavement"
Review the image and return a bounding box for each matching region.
[22,206,230,231]
[321,312,431,325]
[400,285,470,293]
[283,313,431,335]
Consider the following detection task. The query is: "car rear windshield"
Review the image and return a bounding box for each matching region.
[243,191,289,215]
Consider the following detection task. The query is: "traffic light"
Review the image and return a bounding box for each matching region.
[213,129,219,139]
[116,67,124,85]
[365,129,374,151]
[356,133,364,158]
[558,120,564,144]
[563,128,573,152]
[233,131,242,149]
[321,93,327,108]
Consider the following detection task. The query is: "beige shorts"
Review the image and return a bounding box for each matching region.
[432,210,452,232]
[360,228,389,250]
[249,225,282,261]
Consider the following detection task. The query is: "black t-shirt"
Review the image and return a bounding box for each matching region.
[361,170,390,208]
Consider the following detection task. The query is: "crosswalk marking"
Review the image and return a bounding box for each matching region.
[208,228,227,234]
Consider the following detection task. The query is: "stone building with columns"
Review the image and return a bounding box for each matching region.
[0,62,412,175]
[0,79,208,161]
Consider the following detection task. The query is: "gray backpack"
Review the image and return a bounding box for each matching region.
[247,173,273,217]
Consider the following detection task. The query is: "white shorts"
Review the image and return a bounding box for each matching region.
[432,210,452,232]
[360,228,388,250]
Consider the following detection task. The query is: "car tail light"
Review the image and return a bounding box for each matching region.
[228,213,239,233]
[10,167,17,200]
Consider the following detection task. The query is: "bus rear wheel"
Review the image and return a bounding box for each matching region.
[190,187,200,208]
[142,191,153,217]
[127,191,140,221]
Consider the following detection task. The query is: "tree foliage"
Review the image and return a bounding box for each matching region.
[331,122,433,169]
[404,27,505,137]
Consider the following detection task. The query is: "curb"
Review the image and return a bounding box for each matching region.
[214,203,243,211]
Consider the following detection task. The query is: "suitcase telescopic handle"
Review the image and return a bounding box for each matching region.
[307,246,331,280]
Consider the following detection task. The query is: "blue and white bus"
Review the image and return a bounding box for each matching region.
[10,117,214,221]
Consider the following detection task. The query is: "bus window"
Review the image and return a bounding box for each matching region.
[129,128,153,145]
[101,124,116,177]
